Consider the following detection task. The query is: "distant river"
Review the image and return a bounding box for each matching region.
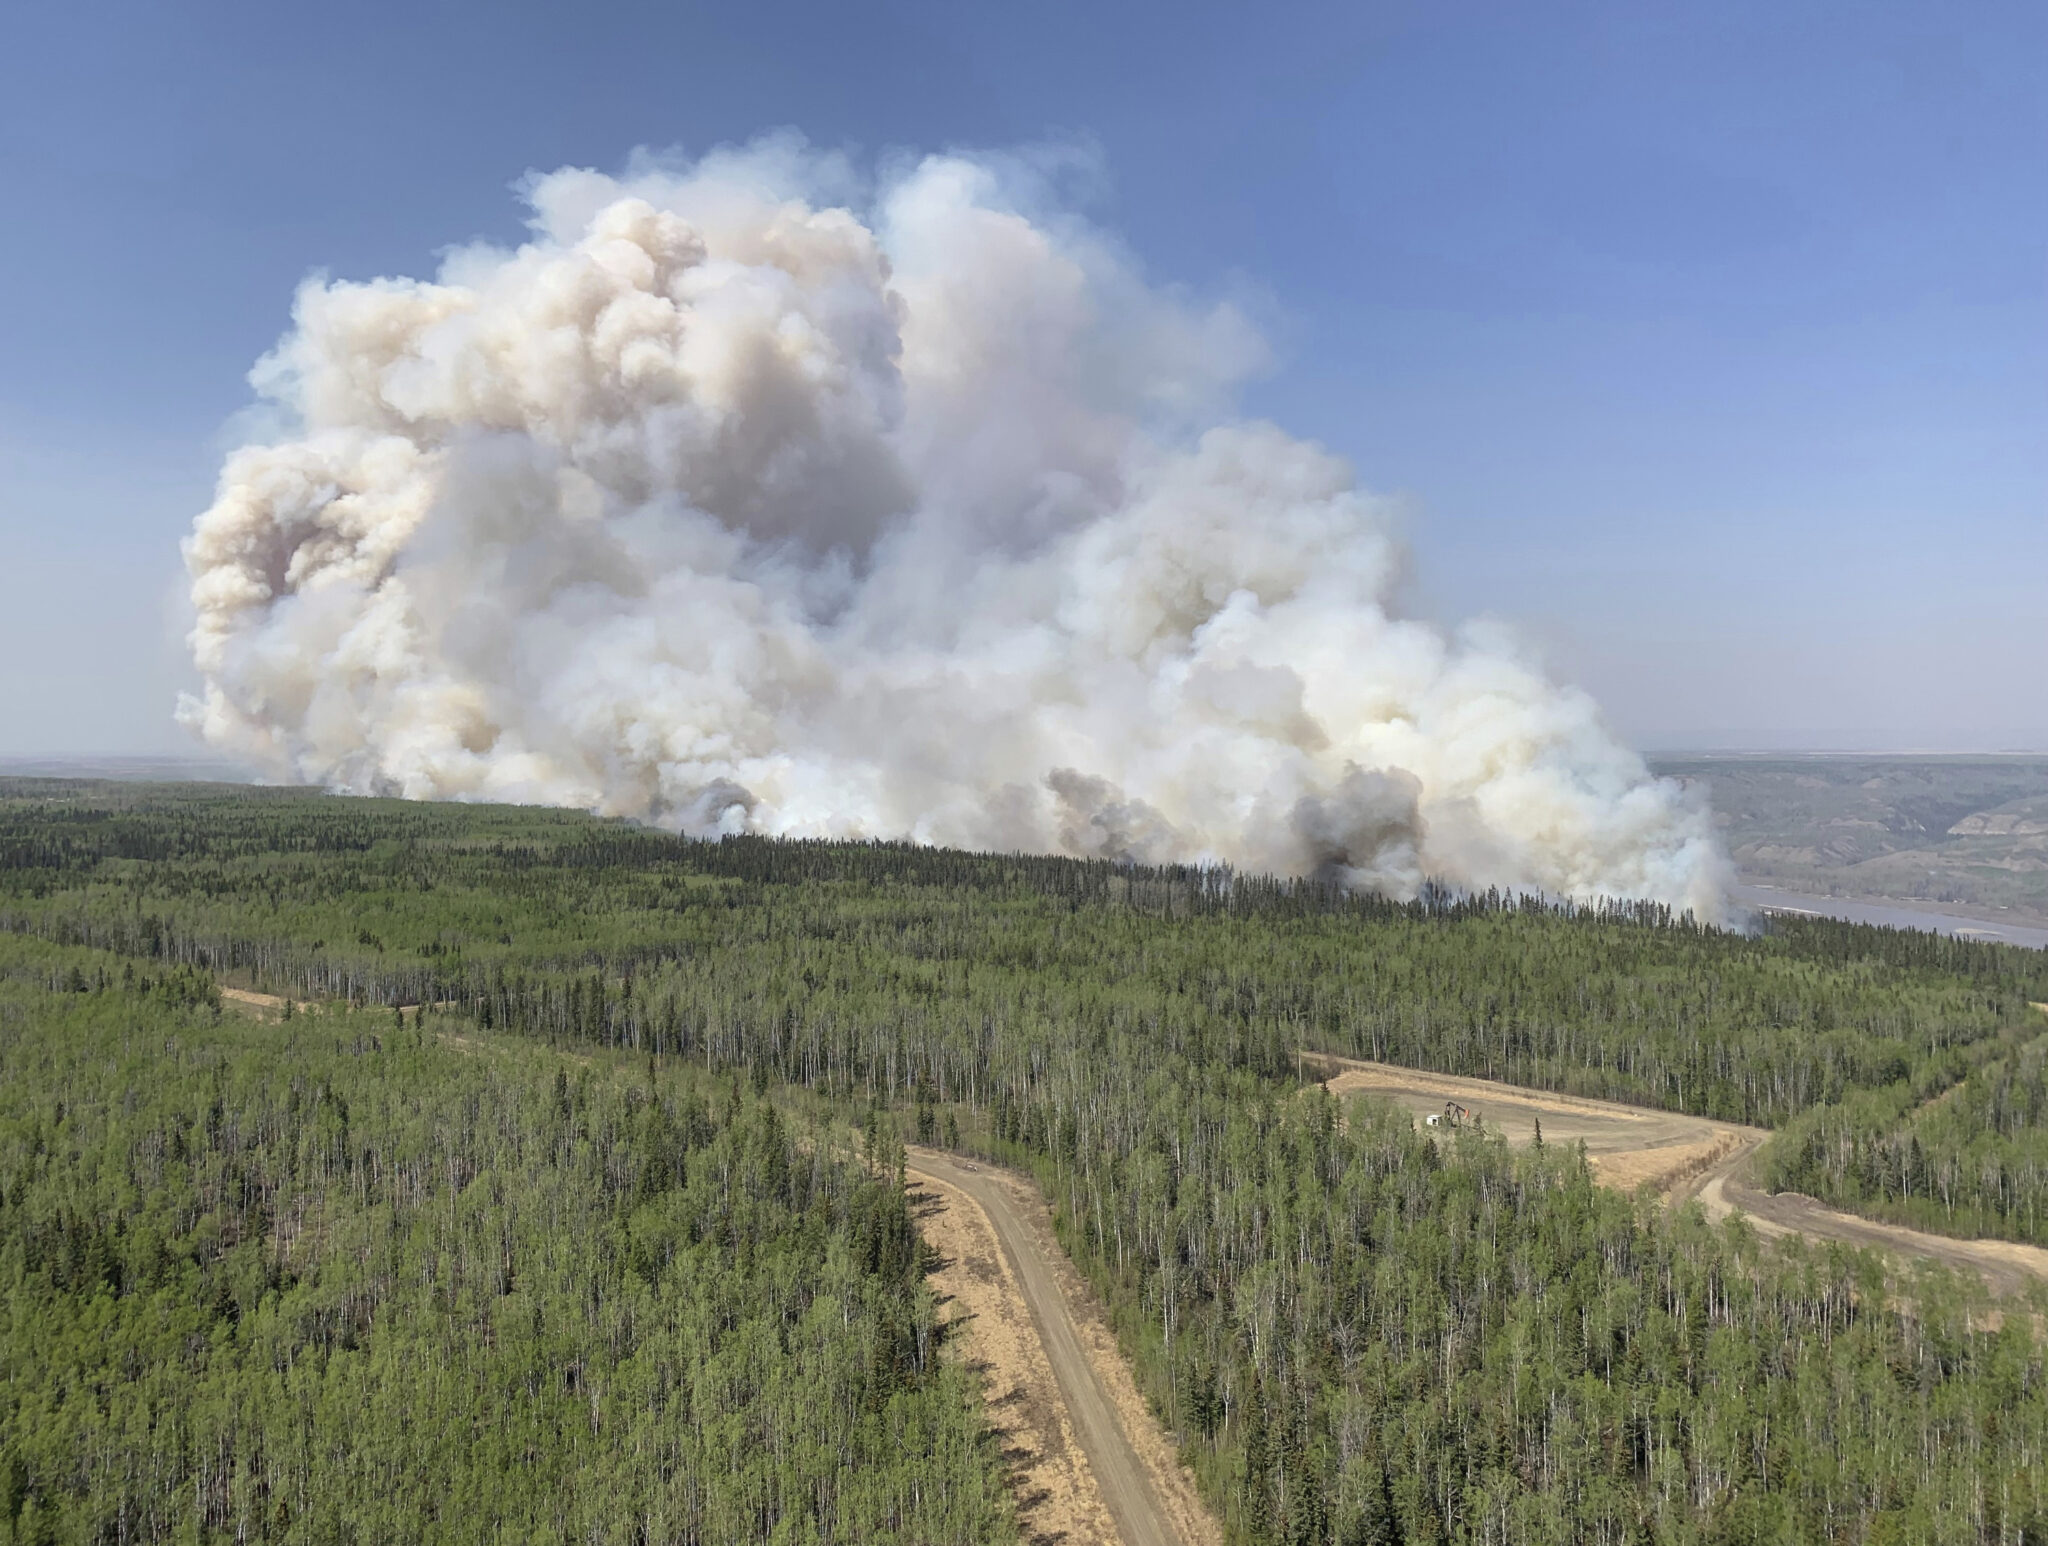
[1729,883,2048,951]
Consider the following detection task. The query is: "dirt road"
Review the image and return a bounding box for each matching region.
[1314,1055,2048,1297]
[1694,1156,2048,1298]
[908,1059,2048,1542]
[1311,1056,1763,1199]
[906,1148,1219,1546]
[220,986,310,1017]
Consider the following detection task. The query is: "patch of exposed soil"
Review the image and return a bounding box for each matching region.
[219,987,316,1019]
[1310,1055,1762,1205]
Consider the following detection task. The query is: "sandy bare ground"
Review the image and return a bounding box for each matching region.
[1309,1055,1764,1201]
[223,987,452,1021]
[907,1148,1221,1546]
[1313,1054,2048,1298]
[1695,1162,2048,1298]
[219,986,316,1018]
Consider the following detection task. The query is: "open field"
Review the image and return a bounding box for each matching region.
[1310,1055,1762,1200]
[218,985,311,1017]
[1314,1055,2048,1297]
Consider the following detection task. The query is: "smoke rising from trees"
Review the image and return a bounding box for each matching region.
[180,137,1727,917]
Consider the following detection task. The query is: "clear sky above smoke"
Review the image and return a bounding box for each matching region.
[0,0,2042,758]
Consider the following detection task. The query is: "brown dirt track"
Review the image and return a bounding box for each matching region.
[1692,1158,2048,1299]
[904,1060,2048,1546]
[1314,1054,2048,1298]
[907,1149,1220,1546]
[1309,1055,1762,1200]
[233,992,2048,1541]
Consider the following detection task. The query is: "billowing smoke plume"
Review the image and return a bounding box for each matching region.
[181,138,1728,918]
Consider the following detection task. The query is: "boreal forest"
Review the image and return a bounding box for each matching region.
[5,780,2048,1544]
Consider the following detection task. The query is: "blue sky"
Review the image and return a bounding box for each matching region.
[2,0,2041,755]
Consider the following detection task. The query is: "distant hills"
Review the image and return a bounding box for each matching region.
[0,755,257,783]
[1653,755,2048,926]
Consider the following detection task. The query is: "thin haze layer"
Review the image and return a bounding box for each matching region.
[181,140,1728,917]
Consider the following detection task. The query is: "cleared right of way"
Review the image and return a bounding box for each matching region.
[1315,1055,2048,1298]
[903,1053,2048,1545]
[1693,1150,2048,1299]
[907,1148,1220,1546]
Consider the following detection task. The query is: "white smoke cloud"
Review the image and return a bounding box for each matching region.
[180,136,1730,918]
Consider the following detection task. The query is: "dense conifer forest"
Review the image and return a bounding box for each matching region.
[0,932,1009,1544]
[1764,1026,2048,1242]
[5,780,2048,1543]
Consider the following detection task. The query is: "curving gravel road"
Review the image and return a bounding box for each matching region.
[1691,1140,2048,1297]
[1317,1054,2048,1297]
[906,1056,2048,1545]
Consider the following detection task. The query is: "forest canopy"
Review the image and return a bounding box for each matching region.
[3,780,2047,1544]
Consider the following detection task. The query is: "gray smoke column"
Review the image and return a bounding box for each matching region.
[180,137,1730,918]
